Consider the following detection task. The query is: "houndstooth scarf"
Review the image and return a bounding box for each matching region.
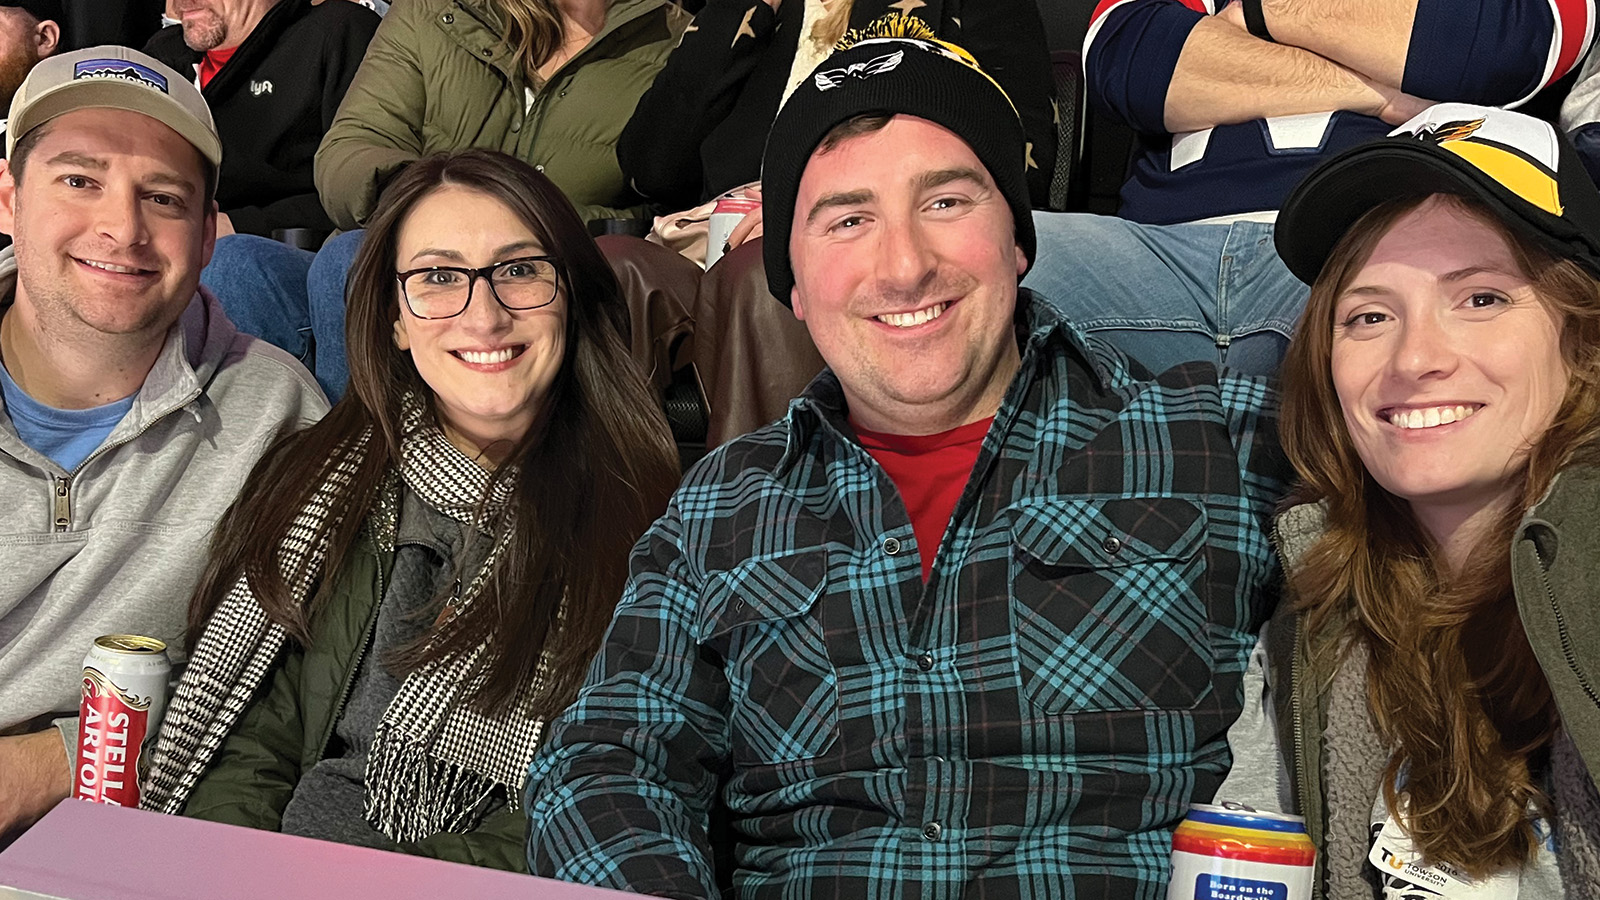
[142,397,549,843]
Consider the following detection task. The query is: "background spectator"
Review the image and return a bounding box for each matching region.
[1020,0,1595,376]
[317,0,690,230]
[144,0,380,237]
[0,0,62,151]
[619,0,1057,212]
[205,0,691,402]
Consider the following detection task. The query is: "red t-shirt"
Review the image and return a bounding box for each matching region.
[855,417,993,582]
[198,46,239,89]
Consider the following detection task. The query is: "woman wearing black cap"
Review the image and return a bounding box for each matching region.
[1218,103,1600,897]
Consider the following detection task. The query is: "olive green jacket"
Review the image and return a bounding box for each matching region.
[1265,468,1600,895]
[315,0,690,230]
[181,533,526,871]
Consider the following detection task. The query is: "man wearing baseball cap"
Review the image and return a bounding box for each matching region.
[527,36,1288,897]
[0,46,325,842]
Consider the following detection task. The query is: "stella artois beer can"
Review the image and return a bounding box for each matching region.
[76,634,171,807]
[1168,802,1316,900]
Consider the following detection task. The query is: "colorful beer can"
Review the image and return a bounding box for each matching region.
[704,194,762,269]
[76,634,172,807]
[1168,803,1316,900]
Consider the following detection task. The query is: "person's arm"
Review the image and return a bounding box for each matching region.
[1159,11,1422,133]
[616,0,780,208]
[179,643,309,831]
[952,0,1058,207]
[525,501,727,900]
[0,729,72,841]
[314,5,428,232]
[1218,373,1291,527]
[1264,0,1593,108]
[1248,0,1416,90]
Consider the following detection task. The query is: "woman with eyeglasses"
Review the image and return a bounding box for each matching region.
[140,149,681,870]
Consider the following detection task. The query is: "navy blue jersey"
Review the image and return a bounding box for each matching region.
[1086,0,1595,223]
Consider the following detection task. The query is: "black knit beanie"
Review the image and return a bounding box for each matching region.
[760,34,1036,305]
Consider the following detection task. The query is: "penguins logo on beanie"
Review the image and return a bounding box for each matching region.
[760,29,1037,304]
[814,50,905,91]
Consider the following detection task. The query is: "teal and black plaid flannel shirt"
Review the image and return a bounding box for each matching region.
[527,290,1289,899]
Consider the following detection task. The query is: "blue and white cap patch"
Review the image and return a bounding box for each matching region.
[72,59,169,94]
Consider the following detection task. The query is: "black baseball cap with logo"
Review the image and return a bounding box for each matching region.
[1276,102,1600,284]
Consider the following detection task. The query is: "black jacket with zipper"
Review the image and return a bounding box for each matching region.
[144,0,380,237]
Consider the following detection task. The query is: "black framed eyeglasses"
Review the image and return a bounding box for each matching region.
[395,255,563,320]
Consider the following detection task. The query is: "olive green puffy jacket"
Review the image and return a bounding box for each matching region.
[181,533,527,871]
[315,0,691,230]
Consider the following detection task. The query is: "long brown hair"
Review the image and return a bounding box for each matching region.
[188,149,680,716]
[491,0,608,85]
[1280,192,1600,874]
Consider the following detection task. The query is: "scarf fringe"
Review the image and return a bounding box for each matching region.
[364,720,506,844]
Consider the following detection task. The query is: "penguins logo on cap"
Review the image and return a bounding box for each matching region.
[1411,117,1486,146]
[814,50,905,91]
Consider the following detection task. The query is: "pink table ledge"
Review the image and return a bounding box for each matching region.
[0,799,640,900]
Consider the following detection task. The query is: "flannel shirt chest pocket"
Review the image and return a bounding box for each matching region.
[701,549,839,765]
[1006,496,1213,714]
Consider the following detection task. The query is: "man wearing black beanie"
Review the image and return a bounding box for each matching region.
[529,36,1290,899]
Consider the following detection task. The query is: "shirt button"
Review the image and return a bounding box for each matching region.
[1101,535,1123,556]
[481,47,493,57]
[882,536,901,556]
[535,164,545,172]
[922,822,942,841]
[441,12,453,22]
[915,653,934,672]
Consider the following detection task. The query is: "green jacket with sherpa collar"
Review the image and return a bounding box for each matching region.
[1265,468,1600,894]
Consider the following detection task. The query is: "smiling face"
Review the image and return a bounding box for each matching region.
[0,107,214,348]
[392,185,567,459]
[1331,195,1569,539]
[787,114,1028,435]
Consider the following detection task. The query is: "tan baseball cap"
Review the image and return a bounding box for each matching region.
[7,46,222,178]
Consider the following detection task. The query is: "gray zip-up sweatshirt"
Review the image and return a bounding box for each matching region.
[0,249,328,759]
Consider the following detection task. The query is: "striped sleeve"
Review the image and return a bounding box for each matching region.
[1083,0,1212,134]
[1404,0,1596,107]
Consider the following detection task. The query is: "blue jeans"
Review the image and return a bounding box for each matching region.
[201,230,365,401]
[306,230,365,401]
[1021,213,1308,376]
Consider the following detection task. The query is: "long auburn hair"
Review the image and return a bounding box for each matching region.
[1280,193,1600,874]
[188,149,680,716]
[490,0,611,85]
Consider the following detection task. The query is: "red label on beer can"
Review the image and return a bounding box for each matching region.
[76,669,151,806]
[75,634,170,808]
